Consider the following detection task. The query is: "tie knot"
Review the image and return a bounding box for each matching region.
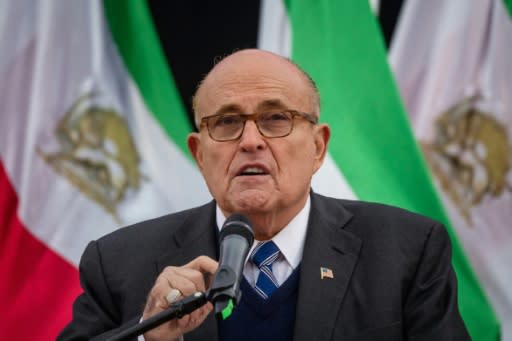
[250,241,280,269]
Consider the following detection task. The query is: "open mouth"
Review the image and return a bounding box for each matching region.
[238,166,269,176]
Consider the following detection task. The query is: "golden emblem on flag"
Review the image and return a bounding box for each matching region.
[38,92,144,221]
[421,95,512,225]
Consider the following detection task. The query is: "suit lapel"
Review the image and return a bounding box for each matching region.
[294,194,362,341]
[155,201,220,341]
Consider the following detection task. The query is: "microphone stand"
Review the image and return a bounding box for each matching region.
[106,292,208,341]
[106,267,238,341]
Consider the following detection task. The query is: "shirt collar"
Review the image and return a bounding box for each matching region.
[215,195,310,269]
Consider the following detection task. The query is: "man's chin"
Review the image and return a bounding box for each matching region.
[228,189,273,213]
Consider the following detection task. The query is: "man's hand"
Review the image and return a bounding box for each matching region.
[142,256,218,341]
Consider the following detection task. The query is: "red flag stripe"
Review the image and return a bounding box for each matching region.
[0,160,82,340]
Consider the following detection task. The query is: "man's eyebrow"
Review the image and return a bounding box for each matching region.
[213,99,288,115]
[255,99,288,111]
[214,104,244,115]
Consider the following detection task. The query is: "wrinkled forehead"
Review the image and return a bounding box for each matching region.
[194,50,318,121]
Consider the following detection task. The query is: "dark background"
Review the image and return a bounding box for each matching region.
[147,0,404,128]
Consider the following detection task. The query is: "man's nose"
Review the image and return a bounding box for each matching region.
[238,120,266,151]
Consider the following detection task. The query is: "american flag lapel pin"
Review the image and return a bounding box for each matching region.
[320,267,334,279]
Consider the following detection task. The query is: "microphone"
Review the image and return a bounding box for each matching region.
[208,213,254,320]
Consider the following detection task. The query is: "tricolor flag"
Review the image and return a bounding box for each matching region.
[0,1,210,339]
[390,0,512,338]
[259,0,501,339]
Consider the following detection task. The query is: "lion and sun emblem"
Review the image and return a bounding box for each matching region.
[421,95,512,225]
[38,92,144,222]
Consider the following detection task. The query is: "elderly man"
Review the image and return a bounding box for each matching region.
[59,49,470,340]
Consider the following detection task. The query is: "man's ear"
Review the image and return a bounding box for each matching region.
[187,132,204,172]
[313,124,330,173]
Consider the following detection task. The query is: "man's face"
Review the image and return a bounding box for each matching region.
[188,50,329,235]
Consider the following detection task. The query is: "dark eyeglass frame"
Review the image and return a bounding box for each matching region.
[198,110,319,142]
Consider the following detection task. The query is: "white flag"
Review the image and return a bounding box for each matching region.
[390,0,512,339]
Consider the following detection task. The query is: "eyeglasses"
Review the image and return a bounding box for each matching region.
[199,110,318,142]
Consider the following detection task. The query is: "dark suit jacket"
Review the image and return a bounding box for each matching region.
[58,193,470,340]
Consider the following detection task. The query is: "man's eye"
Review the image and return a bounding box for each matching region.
[262,112,290,121]
[214,115,241,126]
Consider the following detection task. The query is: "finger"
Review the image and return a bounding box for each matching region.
[176,302,213,333]
[144,283,174,317]
[184,255,218,275]
[143,257,217,322]
[162,268,203,296]
[161,258,217,294]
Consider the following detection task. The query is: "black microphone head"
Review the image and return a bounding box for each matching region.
[219,213,254,246]
[210,213,255,319]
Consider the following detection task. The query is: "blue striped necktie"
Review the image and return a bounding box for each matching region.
[250,240,280,299]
